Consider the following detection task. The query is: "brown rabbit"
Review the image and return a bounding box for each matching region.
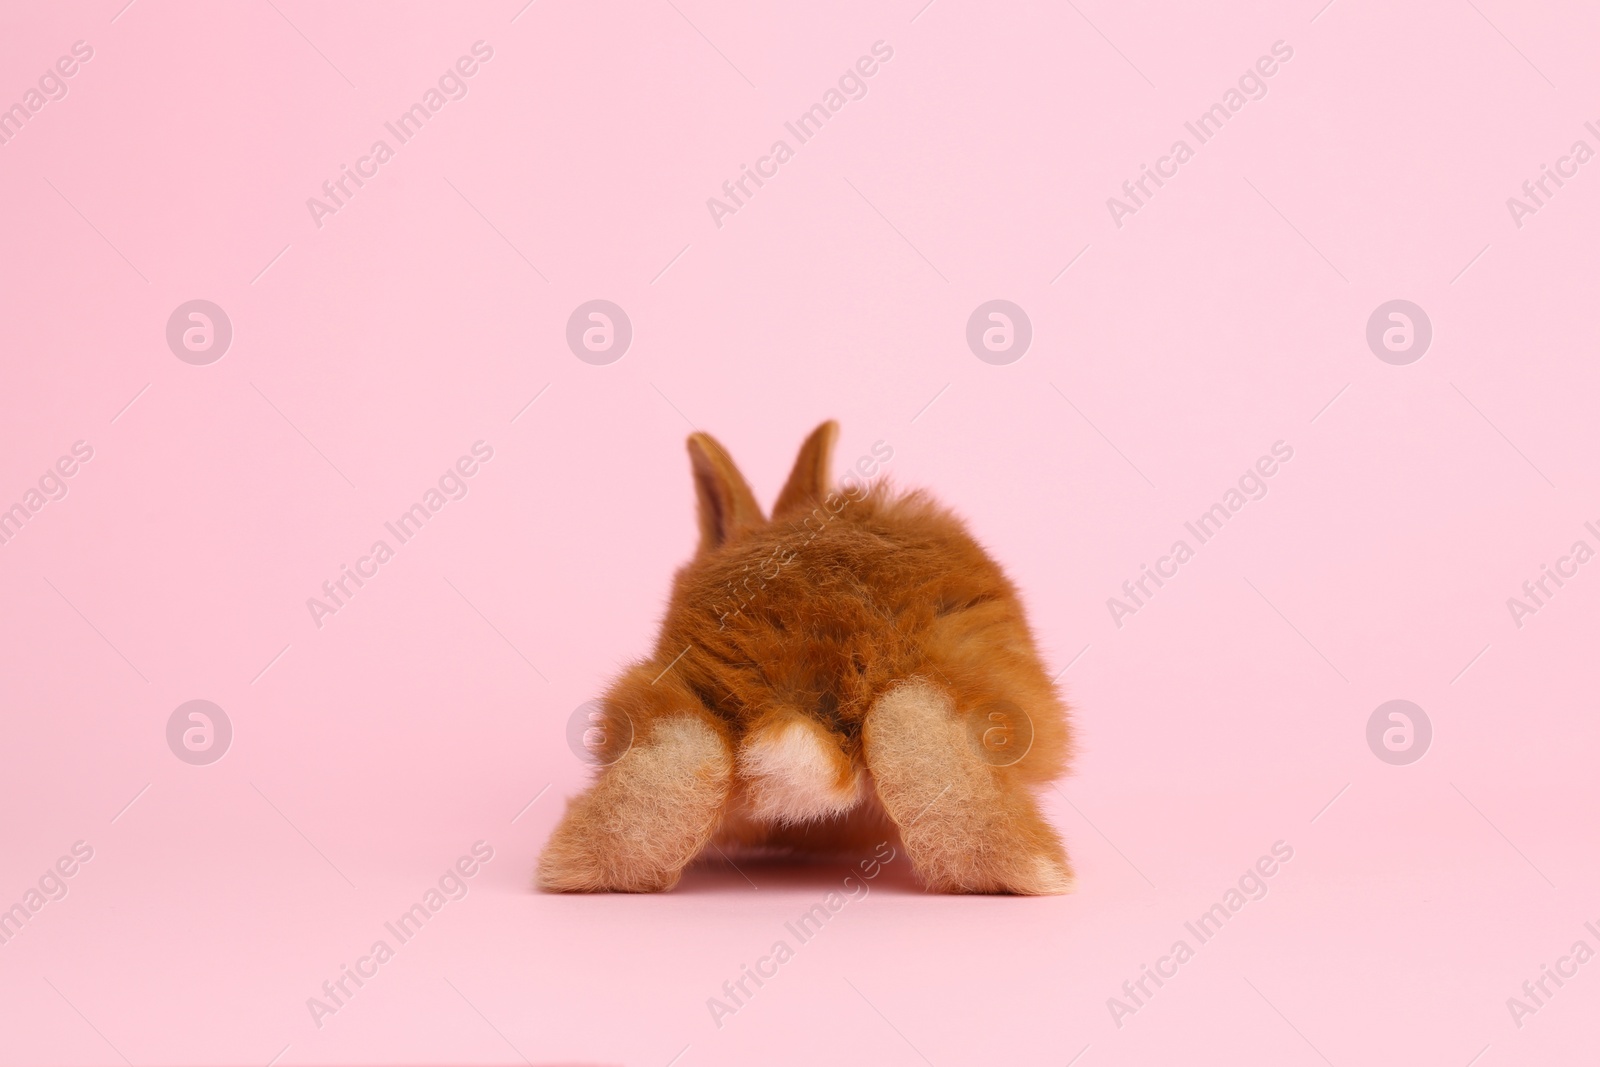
[537,421,1074,894]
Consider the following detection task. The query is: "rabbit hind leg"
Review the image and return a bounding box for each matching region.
[538,714,733,892]
[863,678,1072,895]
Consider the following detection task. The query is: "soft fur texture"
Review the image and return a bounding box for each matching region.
[537,421,1074,894]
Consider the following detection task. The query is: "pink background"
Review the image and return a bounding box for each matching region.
[3,0,1598,1064]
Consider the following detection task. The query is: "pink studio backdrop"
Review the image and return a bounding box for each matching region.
[2,0,1598,1064]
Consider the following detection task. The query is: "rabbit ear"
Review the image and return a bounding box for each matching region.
[772,420,838,521]
[687,432,764,551]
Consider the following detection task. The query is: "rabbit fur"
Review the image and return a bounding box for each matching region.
[537,421,1074,894]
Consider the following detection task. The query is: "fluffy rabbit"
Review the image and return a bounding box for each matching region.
[538,421,1074,894]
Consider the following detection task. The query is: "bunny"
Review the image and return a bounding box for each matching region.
[538,421,1074,894]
